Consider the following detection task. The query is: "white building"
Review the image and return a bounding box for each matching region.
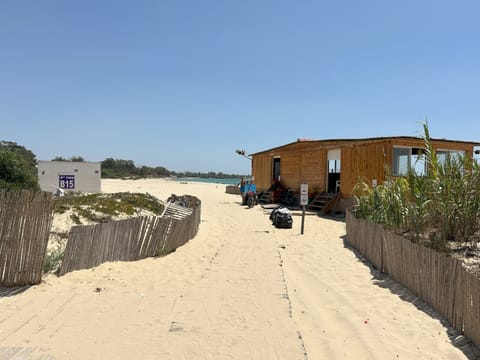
[37,161,101,193]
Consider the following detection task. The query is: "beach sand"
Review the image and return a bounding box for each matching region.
[0,178,477,359]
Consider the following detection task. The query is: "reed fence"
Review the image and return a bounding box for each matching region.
[346,209,480,349]
[59,198,201,275]
[0,190,54,286]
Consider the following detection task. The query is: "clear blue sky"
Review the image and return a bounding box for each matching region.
[1,1,479,175]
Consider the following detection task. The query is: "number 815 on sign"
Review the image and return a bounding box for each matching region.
[59,175,75,189]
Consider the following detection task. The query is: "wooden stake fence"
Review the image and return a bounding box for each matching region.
[59,198,201,275]
[0,190,54,286]
[346,209,480,349]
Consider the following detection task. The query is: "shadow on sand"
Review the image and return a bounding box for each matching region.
[340,235,480,360]
[0,285,30,298]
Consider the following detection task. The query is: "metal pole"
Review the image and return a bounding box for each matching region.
[301,205,305,235]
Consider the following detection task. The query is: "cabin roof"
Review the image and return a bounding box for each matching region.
[250,136,480,156]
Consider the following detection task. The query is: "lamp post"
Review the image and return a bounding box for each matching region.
[235,149,252,160]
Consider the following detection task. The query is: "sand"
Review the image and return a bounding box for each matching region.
[0,178,477,359]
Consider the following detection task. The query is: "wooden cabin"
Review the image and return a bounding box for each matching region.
[250,136,479,210]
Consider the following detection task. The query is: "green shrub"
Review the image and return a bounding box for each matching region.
[0,149,39,191]
[70,213,82,225]
[354,123,480,252]
[43,236,67,274]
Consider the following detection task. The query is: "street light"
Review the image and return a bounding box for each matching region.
[235,149,252,160]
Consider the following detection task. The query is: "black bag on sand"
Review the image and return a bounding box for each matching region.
[270,207,293,229]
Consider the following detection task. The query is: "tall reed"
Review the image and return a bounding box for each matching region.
[353,123,480,252]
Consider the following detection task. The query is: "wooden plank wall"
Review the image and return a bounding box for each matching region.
[346,210,480,349]
[341,142,386,197]
[59,198,201,276]
[252,142,327,193]
[252,155,272,191]
[253,138,475,198]
[0,191,54,286]
[299,151,327,193]
[254,140,388,197]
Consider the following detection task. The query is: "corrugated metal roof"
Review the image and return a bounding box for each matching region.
[250,136,480,156]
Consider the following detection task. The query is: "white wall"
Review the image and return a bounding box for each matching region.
[38,161,101,193]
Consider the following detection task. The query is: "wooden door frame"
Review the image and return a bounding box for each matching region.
[326,149,341,193]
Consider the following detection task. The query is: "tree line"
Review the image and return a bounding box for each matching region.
[0,142,245,190]
[100,158,244,179]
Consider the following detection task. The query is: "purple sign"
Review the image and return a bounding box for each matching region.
[59,175,75,189]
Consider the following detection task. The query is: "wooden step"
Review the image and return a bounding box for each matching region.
[258,191,273,204]
[307,192,339,215]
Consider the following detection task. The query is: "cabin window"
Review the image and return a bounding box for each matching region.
[411,148,427,176]
[437,150,465,167]
[392,147,410,176]
[392,147,426,176]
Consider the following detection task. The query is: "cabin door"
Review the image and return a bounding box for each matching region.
[327,149,341,193]
[272,157,281,181]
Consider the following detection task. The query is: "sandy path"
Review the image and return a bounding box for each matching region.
[280,217,476,360]
[0,179,477,359]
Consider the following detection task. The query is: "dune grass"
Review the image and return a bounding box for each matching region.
[43,192,165,273]
[53,192,165,224]
[354,123,480,253]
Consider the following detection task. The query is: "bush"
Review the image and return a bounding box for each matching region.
[0,149,39,191]
[354,123,480,252]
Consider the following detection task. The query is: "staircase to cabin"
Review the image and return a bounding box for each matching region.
[257,191,273,204]
[307,192,339,215]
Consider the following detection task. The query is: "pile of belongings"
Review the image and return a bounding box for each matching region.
[167,194,201,208]
[270,207,293,229]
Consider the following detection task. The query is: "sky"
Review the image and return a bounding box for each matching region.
[1,0,480,175]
